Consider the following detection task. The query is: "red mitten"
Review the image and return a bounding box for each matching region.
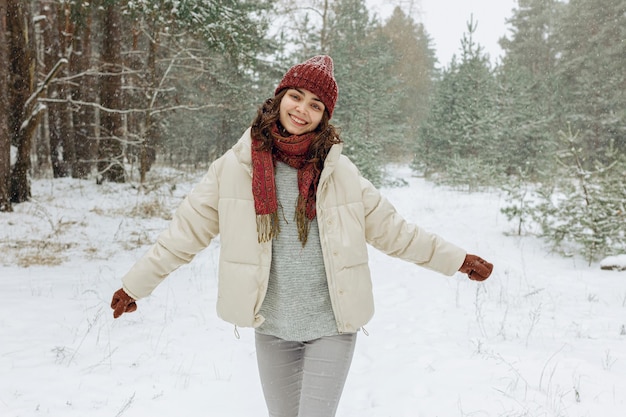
[459,254,493,281]
[110,288,137,318]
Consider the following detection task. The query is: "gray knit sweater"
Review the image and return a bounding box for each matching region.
[256,161,339,341]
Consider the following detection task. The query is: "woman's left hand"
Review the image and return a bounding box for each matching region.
[459,254,493,281]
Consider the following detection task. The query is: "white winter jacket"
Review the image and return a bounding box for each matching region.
[122,128,466,333]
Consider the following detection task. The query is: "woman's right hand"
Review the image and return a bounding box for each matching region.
[110,288,137,318]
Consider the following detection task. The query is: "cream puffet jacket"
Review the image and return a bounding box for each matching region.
[122,128,467,334]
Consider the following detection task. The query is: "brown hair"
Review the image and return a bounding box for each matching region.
[250,89,342,176]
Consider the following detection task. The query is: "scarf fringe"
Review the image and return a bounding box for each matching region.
[295,195,312,247]
[256,212,280,243]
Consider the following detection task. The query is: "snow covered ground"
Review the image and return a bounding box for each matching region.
[1,164,625,417]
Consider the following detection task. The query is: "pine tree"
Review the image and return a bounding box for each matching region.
[326,0,406,185]
[500,0,560,77]
[533,127,626,263]
[554,0,626,165]
[413,17,501,187]
[497,0,562,179]
[381,7,437,161]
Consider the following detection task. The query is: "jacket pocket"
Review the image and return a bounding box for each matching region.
[216,261,268,328]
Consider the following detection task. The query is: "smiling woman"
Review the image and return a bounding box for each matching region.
[110,55,493,417]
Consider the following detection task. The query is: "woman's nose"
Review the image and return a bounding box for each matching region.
[294,102,306,114]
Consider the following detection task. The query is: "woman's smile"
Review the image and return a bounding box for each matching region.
[289,113,308,126]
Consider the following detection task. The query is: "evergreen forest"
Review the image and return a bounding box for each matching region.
[0,0,624,262]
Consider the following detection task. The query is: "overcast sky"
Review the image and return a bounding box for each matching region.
[368,0,518,66]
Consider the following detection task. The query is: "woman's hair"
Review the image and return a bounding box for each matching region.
[251,89,342,174]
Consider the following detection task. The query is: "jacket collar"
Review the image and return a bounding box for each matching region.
[232,127,343,180]
[319,139,342,185]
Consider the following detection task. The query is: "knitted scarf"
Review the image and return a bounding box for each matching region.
[251,126,319,245]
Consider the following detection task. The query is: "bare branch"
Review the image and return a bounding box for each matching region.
[37,97,223,115]
[25,58,68,111]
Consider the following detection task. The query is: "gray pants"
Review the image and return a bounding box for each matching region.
[255,332,357,417]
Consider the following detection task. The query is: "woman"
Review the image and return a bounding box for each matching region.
[110,55,493,417]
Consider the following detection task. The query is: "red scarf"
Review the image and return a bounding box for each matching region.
[251,126,319,245]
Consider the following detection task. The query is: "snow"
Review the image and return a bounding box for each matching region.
[10,145,17,166]
[1,164,625,417]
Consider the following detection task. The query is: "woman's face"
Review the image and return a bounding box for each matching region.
[279,88,325,135]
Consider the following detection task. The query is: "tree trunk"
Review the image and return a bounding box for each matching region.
[8,0,37,204]
[41,0,66,177]
[71,5,95,179]
[126,23,144,180]
[320,0,330,53]
[97,3,125,183]
[0,0,12,211]
[58,1,76,176]
[32,1,51,178]
[140,26,160,184]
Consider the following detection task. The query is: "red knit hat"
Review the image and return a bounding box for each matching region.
[275,55,338,118]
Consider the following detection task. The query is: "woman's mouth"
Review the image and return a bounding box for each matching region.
[289,114,307,126]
